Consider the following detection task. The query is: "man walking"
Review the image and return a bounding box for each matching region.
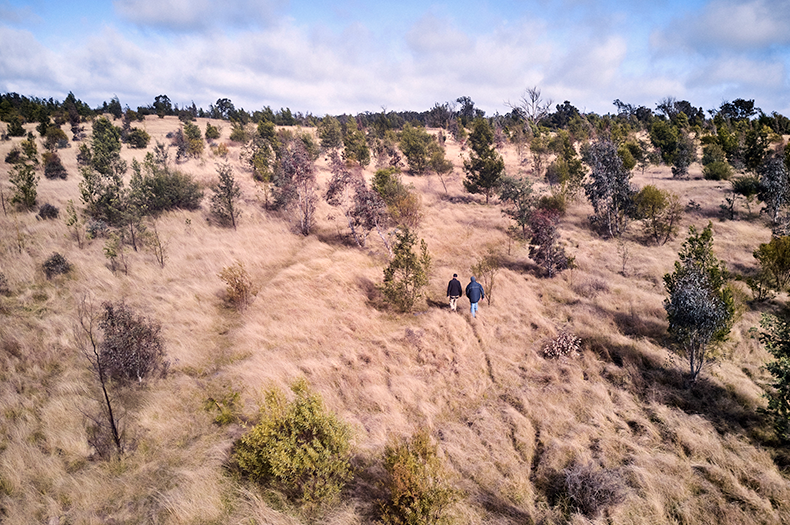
[465,276,485,318]
[446,273,462,312]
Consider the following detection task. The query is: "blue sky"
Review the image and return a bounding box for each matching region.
[1,0,789,116]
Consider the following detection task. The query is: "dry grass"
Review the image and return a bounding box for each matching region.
[1,117,789,523]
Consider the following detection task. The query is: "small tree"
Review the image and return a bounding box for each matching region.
[529,209,569,278]
[498,174,535,241]
[399,123,436,175]
[65,199,85,248]
[275,140,317,235]
[633,185,683,245]
[664,223,735,383]
[318,116,343,150]
[182,121,204,157]
[758,156,790,227]
[753,236,790,291]
[382,228,432,313]
[758,313,790,442]
[471,249,502,304]
[9,163,38,210]
[583,138,635,238]
[463,118,505,204]
[210,163,241,229]
[379,428,460,525]
[43,151,68,179]
[99,301,167,383]
[205,122,221,140]
[234,379,352,507]
[218,261,259,310]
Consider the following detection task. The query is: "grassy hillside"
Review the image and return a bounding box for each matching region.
[1,116,789,524]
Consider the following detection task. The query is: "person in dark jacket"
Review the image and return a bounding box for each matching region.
[465,276,485,318]
[446,273,462,312]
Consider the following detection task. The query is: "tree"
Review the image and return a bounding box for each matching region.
[670,131,697,179]
[509,86,552,131]
[758,313,790,442]
[546,130,586,200]
[583,138,635,238]
[276,140,317,235]
[210,163,241,229]
[372,168,423,231]
[664,223,735,383]
[98,302,167,383]
[649,119,678,165]
[528,209,569,278]
[498,175,535,241]
[9,163,38,210]
[342,119,370,167]
[399,123,436,175]
[758,156,790,226]
[90,116,126,178]
[463,118,505,204]
[182,121,204,157]
[633,185,682,245]
[153,95,172,118]
[234,379,352,506]
[318,116,343,150]
[753,236,790,291]
[381,228,431,312]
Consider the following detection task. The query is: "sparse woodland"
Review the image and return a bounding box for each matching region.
[4,92,790,524]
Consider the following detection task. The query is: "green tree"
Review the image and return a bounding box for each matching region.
[399,123,435,175]
[343,119,371,167]
[182,121,204,157]
[633,185,683,245]
[463,118,505,204]
[234,379,352,507]
[382,228,431,312]
[205,122,220,140]
[758,313,790,442]
[9,163,38,210]
[664,223,735,383]
[649,119,678,165]
[210,163,241,229]
[90,117,126,178]
[498,175,535,241]
[318,116,343,150]
[753,236,790,291]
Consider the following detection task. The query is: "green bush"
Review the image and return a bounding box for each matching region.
[126,127,151,149]
[234,379,352,506]
[218,261,259,310]
[43,151,68,179]
[205,122,221,140]
[380,428,460,525]
[703,160,733,181]
[381,228,431,312]
[42,252,71,279]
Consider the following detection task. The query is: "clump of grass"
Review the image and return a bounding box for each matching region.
[218,261,259,310]
[564,462,627,519]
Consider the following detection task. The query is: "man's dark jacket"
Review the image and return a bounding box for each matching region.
[447,277,462,297]
[465,277,485,303]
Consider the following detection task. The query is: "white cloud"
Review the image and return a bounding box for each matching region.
[113,0,287,32]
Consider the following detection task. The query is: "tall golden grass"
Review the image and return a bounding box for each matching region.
[0,115,788,523]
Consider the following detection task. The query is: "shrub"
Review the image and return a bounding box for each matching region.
[205,122,221,140]
[0,272,10,295]
[703,160,733,181]
[42,252,72,279]
[5,147,22,164]
[130,155,203,214]
[543,330,581,359]
[379,428,460,525]
[10,163,38,210]
[37,203,59,220]
[633,185,682,245]
[210,163,241,229]
[43,151,68,179]
[98,302,167,383]
[126,127,150,149]
[229,121,249,143]
[564,462,626,519]
[529,209,570,278]
[218,261,258,310]
[234,379,352,506]
[202,386,241,425]
[759,314,790,442]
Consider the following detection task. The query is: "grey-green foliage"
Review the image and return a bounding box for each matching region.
[583,138,635,238]
[758,314,790,442]
[664,223,735,382]
[210,163,241,229]
[9,163,38,210]
[758,156,790,226]
[234,379,352,507]
[381,227,431,313]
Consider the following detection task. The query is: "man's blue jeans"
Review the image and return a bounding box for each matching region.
[470,302,479,317]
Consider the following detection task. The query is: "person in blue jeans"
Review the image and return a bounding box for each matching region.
[465,276,485,318]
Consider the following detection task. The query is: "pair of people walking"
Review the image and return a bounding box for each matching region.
[446,274,485,318]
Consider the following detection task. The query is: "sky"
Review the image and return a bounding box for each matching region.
[1,0,789,117]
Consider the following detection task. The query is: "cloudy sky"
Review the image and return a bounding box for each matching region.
[1,0,789,117]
